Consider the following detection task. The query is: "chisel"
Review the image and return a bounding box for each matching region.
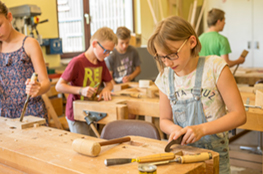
[146,152,212,166]
[105,152,175,166]
[19,73,38,122]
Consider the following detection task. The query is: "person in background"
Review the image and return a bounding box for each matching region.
[199,8,245,67]
[0,1,50,121]
[56,27,116,136]
[147,16,246,174]
[105,26,141,84]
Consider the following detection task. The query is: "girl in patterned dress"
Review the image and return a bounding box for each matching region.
[147,16,246,174]
[0,1,50,120]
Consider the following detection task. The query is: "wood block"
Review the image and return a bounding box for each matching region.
[255,90,263,108]
[254,84,263,93]
[3,116,46,129]
[139,80,152,88]
[146,85,159,98]
[113,83,130,92]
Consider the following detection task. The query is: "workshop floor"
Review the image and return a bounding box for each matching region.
[229,129,262,174]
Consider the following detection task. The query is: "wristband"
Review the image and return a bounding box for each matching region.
[79,88,82,95]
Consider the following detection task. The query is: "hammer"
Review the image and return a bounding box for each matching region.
[72,137,131,157]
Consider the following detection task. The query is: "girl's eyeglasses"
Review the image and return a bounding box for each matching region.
[97,41,112,54]
[154,39,188,61]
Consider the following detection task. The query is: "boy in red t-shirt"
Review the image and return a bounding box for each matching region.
[56,27,117,136]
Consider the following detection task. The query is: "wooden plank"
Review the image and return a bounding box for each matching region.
[195,0,206,33]
[147,0,158,25]
[5,116,46,129]
[0,122,219,174]
[126,99,159,117]
[190,0,198,27]
[42,94,63,129]
[50,97,63,116]
[0,163,25,174]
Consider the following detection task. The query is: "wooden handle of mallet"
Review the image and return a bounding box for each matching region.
[99,137,131,146]
[72,137,131,157]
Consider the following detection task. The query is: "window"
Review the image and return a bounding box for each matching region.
[57,0,134,58]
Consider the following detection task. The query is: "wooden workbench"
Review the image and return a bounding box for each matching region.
[0,118,219,174]
[74,83,263,132]
[238,86,263,132]
[232,67,263,86]
[73,83,159,124]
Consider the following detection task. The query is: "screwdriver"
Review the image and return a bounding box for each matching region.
[19,73,38,122]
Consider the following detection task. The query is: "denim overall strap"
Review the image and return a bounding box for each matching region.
[192,57,205,99]
[168,67,177,104]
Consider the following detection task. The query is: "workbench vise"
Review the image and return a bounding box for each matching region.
[83,110,107,138]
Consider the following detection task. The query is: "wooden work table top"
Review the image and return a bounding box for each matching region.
[237,87,263,131]
[0,117,219,174]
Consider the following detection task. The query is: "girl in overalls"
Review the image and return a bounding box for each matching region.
[0,2,50,120]
[147,16,246,174]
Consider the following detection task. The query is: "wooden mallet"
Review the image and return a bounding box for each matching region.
[72,137,131,157]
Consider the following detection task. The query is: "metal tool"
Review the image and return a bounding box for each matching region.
[20,73,38,122]
[164,134,185,152]
[93,82,100,88]
[244,104,262,109]
[83,110,107,138]
[146,152,212,165]
[90,82,100,99]
[105,152,175,166]
[245,98,250,111]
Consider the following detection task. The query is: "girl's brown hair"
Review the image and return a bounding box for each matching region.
[147,16,201,73]
[0,1,8,17]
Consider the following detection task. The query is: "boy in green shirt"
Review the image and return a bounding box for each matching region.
[199,8,245,67]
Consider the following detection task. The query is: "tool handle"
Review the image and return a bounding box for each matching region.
[30,73,38,82]
[178,152,212,164]
[27,73,38,97]
[138,152,175,163]
[99,137,131,146]
[130,93,141,98]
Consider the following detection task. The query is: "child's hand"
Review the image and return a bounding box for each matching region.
[122,75,131,83]
[172,125,204,145]
[98,88,112,101]
[25,79,41,97]
[168,128,183,142]
[81,86,97,98]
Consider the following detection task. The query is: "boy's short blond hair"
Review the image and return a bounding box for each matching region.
[116,27,131,40]
[147,16,201,73]
[207,8,225,27]
[90,27,117,44]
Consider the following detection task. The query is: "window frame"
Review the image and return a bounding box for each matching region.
[57,0,135,59]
